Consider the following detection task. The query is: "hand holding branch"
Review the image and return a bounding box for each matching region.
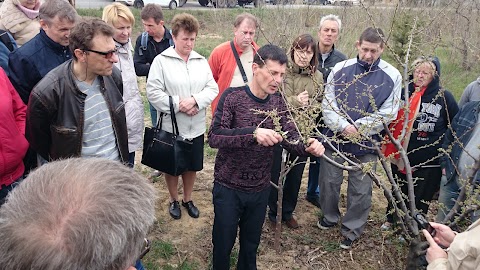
[255,128,283,146]
[305,138,325,157]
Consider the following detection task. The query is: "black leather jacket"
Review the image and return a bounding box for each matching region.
[26,60,129,162]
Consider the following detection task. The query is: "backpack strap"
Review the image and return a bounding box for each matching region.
[139,31,149,56]
[0,30,15,52]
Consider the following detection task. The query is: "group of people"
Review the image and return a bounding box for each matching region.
[0,1,479,269]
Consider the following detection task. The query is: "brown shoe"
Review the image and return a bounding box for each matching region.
[284,217,299,229]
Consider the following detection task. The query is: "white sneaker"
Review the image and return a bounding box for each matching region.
[380,222,392,231]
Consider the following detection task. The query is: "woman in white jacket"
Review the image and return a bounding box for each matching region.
[102,3,144,167]
[147,13,218,220]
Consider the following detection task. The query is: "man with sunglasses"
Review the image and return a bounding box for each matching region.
[25,18,129,164]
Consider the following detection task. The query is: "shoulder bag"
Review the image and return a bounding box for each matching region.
[141,96,193,176]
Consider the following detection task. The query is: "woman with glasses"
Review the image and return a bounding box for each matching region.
[102,3,144,168]
[382,56,459,230]
[146,13,218,220]
[268,33,323,229]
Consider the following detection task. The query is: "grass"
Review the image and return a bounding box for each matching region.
[76,4,480,269]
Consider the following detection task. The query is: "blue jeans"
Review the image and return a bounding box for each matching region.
[149,101,157,127]
[437,175,460,222]
[134,260,145,270]
[306,157,320,199]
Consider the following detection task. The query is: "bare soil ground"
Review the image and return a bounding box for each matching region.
[137,155,409,270]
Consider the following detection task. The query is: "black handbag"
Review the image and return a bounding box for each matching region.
[141,96,193,176]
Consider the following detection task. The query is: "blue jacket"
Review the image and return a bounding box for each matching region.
[0,31,17,76]
[440,101,480,184]
[8,29,71,104]
[322,56,402,156]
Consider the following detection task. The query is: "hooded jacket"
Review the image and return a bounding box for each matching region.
[283,61,324,108]
[0,68,28,187]
[405,57,459,168]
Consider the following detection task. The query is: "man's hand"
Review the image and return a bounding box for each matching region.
[179,97,197,113]
[428,222,456,248]
[342,124,358,136]
[305,138,325,157]
[255,128,283,147]
[423,229,448,263]
[296,90,309,106]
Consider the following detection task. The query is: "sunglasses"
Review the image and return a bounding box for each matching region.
[137,238,151,261]
[83,48,118,59]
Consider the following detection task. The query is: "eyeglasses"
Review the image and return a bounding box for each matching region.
[137,238,151,261]
[83,48,118,59]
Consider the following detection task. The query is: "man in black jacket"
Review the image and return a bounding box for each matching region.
[133,3,173,126]
[306,14,348,208]
[26,18,129,164]
[8,0,77,104]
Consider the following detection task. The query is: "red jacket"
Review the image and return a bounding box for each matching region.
[208,40,259,114]
[0,68,28,187]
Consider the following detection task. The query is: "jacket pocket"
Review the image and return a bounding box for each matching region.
[50,125,79,158]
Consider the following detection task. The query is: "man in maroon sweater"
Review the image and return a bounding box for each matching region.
[208,44,325,270]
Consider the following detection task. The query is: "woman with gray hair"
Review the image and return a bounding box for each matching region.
[0,0,40,46]
[0,158,157,270]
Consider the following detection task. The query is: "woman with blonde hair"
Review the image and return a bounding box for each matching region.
[102,3,144,168]
[382,56,459,230]
[0,0,41,46]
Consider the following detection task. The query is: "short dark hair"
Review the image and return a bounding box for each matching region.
[289,33,319,71]
[358,27,385,47]
[69,18,115,60]
[253,44,288,67]
[141,3,164,24]
[39,0,78,24]
[171,13,199,37]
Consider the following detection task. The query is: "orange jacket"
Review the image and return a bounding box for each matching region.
[208,40,259,114]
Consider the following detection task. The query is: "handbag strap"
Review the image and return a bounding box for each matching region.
[168,96,181,136]
[230,41,248,84]
[154,97,179,136]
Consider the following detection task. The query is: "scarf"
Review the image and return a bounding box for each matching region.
[382,84,427,172]
[17,1,40,20]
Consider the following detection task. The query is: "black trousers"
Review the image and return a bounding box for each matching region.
[386,164,442,223]
[268,150,307,222]
[212,183,270,270]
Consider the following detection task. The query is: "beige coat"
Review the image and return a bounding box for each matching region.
[283,61,323,108]
[0,0,40,46]
[428,219,480,270]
